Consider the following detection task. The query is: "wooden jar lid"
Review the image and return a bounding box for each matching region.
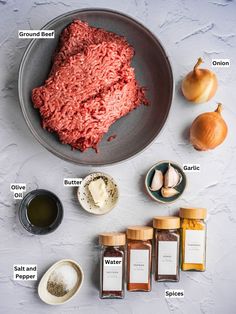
[99,232,126,246]
[179,207,207,219]
[127,226,153,240]
[153,216,180,229]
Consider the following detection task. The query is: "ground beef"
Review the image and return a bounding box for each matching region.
[32,41,133,108]
[107,135,117,142]
[32,20,148,152]
[51,20,131,74]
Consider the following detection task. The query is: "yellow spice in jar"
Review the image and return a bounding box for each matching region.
[180,208,207,271]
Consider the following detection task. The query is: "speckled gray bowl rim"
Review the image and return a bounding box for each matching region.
[145,160,187,204]
[18,8,174,167]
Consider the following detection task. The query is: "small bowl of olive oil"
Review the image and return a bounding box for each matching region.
[19,189,63,235]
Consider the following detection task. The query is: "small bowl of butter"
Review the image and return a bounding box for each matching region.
[77,172,119,215]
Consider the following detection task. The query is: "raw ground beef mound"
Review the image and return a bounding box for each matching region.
[32,20,148,152]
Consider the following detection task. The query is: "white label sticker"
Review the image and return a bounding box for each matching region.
[18,30,55,39]
[212,58,230,68]
[13,192,24,200]
[10,183,26,192]
[103,257,123,291]
[10,183,26,199]
[63,178,82,187]
[158,241,178,275]
[165,289,184,298]
[130,249,149,284]
[13,264,37,281]
[183,164,200,173]
[185,230,205,264]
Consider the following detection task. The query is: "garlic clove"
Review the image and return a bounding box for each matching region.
[177,172,182,186]
[164,163,181,188]
[150,169,163,191]
[161,187,179,198]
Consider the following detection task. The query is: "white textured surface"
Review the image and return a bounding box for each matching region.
[0,0,236,313]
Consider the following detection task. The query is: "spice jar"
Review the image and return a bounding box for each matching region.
[153,217,180,282]
[126,226,153,292]
[99,232,126,299]
[180,207,207,271]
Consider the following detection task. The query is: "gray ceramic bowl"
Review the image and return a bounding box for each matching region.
[18,9,173,166]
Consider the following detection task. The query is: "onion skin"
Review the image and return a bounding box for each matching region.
[190,103,228,151]
[182,58,218,104]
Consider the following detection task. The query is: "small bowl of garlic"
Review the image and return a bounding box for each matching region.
[145,161,187,204]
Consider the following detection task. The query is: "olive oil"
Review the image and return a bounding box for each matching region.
[27,195,58,228]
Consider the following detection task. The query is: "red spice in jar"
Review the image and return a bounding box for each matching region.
[126,226,153,292]
[99,232,126,299]
[153,217,180,282]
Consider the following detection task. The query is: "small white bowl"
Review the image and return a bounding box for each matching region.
[38,259,84,305]
[77,172,119,215]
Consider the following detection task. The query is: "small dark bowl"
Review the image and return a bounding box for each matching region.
[145,161,187,204]
[19,189,63,235]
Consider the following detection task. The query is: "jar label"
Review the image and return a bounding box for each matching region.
[184,230,205,264]
[130,249,149,284]
[103,257,123,291]
[158,241,178,275]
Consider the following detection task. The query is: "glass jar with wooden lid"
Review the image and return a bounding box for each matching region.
[99,232,126,299]
[153,216,180,282]
[179,207,207,271]
[126,226,153,292]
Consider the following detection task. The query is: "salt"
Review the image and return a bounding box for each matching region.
[47,264,78,297]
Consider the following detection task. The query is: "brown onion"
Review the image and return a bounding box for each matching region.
[190,103,228,151]
[182,58,218,103]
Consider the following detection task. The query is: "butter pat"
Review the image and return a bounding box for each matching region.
[88,178,108,208]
